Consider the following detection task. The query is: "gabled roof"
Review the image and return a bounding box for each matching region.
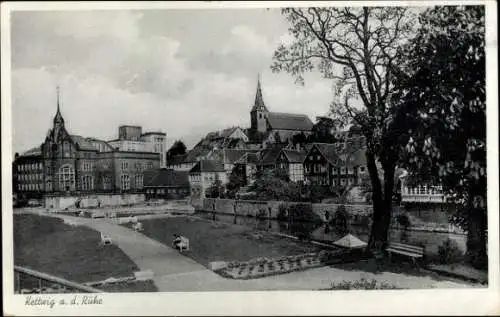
[235,152,260,165]
[189,160,225,173]
[222,149,251,164]
[70,135,99,151]
[143,168,189,188]
[21,146,42,157]
[184,145,212,163]
[259,144,287,165]
[281,149,306,163]
[307,143,342,165]
[266,112,314,131]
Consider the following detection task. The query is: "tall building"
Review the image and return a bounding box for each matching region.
[108,126,167,168]
[13,88,162,199]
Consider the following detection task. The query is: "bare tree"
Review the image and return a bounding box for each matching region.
[272,7,417,251]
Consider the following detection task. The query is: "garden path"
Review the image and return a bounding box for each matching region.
[19,209,477,291]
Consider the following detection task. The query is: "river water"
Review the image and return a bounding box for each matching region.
[195,212,467,257]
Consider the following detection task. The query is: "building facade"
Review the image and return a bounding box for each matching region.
[188,160,227,199]
[13,90,162,199]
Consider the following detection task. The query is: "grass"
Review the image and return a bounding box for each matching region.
[128,216,321,266]
[14,213,158,292]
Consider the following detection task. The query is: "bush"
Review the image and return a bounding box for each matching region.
[277,204,288,221]
[328,278,399,290]
[330,205,349,233]
[438,238,463,264]
[396,213,411,229]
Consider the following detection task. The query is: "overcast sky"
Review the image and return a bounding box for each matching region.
[11,9,338,154]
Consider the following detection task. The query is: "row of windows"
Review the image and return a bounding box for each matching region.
[305,164,366,175]
[19,183,43,191]
[17,163,43,172]
[332,178,357,186]
[18,173,43,182]
[146,188,184,195]
[121,162,153,171]
[120,174,143,190]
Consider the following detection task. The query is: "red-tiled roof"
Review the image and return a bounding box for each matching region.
[266,112,314,131]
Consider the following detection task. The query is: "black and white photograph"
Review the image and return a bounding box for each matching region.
[2,1,498,315]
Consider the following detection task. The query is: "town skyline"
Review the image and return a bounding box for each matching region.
[11,9,337,155]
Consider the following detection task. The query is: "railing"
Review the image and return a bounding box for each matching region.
[14,265,102,294]
[401,185,447,203]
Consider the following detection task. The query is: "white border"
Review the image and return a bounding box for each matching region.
[2,1,499,315]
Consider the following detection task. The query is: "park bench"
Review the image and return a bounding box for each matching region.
[100,233,113,246]
[132,222,143,232]
[386,242,425,265]
[173,236,190,252]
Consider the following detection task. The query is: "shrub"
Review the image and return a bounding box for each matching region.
[438,238,463,264]
[328,278,399,290]
[277,204,288,221]
[396,213,411,229]
[330,205,349,233]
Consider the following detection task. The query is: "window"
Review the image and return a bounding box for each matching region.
[332,168,337,175]
[121,174,130,190]
[341,167,346,174]
[135,175,143,189]
[341,179,346,185]
[147,162,153,170]
[102,176,112,190]
[135,162,142,170]
[82,161,91,171]
[348,167,354,174]
[81,175,94,191]
[359,166,366,172]
[121,162,129,170]
[58,164,75,191]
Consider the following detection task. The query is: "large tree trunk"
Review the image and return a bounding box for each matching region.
[368,157,396,252]
[366,151,385,252]
[466,205,488,270]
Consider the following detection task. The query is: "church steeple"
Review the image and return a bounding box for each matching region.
[250,74,269,133]
[53,86,64,125]
[251,74,268,112]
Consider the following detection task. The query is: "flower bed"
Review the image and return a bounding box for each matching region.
[215,249,353,280]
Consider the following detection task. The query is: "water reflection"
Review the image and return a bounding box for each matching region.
[196,212,467,256]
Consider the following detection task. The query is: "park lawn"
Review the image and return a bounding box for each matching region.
[14,213,157,292]
[132,216,321,266]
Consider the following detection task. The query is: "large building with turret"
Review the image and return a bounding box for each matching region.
[13,88,165,199]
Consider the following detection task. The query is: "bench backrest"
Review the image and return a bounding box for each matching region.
[388,242,424,254]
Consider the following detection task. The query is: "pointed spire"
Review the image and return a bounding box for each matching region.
[252,74,268,112]
[53,85,64,124]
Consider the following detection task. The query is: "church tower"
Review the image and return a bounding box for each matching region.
[250,76,269,133]
[53,86,65,142]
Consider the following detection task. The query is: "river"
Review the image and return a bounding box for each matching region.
[195,212,467,257]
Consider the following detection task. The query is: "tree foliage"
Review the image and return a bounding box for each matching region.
[205,179,224,199]
[272,7,417,251]
[394,6,486,268]
[225,165,247,198]
[167,140,187,161]
[248,169,303,202]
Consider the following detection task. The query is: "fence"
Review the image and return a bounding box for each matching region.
[14,265,102,294]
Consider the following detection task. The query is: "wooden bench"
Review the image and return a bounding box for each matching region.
[100,233,113,246]
[173,236,190,252]
[386,242,424,265]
